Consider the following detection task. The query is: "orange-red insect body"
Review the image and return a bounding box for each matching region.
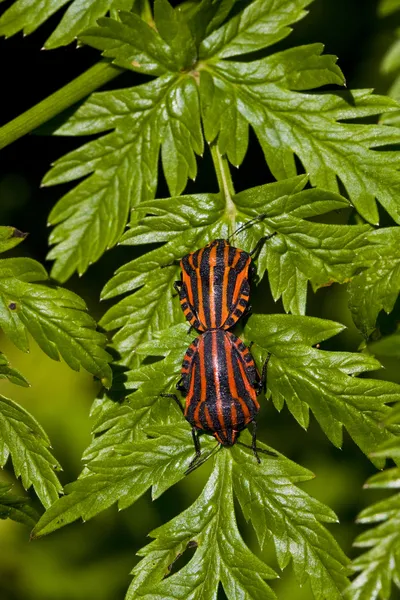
[175,239,253,332]
[179,329,262,446]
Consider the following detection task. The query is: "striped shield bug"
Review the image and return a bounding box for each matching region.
[173,222,275,332]
[162,329,271,467]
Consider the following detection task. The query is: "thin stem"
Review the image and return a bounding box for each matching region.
[0,61,122,151]
[210,143,237,233]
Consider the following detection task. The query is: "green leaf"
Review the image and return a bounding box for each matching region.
[0,227,27,253]
[45,0,134,49]
[44,74,203,281]
[0,257,112,385]
[348,228,400,337]
[82,326,191,461]
[0,482,39,527]
[32,424,215,538]
[153,0,197,69]
[0,394,62,508]
[0,0,135,48]
[232,443,350,599]
[246,314,400,466]
[379,0,400,17]
[127,450,278,600]
[128,445,350,600]
[100,176,371,362]
[42,4,400,279]
[0,0,70,40]
[368,327,400,361]
[204,59,400,224]
[0,352,29,387]
[80,12,179,75]
[381,33,400,75]
[182,0,241,45]
[347,437,400,600]
[199,0,312,59]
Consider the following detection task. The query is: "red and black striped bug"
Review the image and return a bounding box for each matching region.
[173,224,275,332]
[163,329,270,466]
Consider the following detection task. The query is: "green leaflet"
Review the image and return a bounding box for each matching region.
[0,0,136,48]
[199,0,312,59]
[44,74,203,281]
[0,257,112,384]
[32,424,216,537]
[348,228,400,337]
[232,444,350,599]
[245,314,400,467]
[39,1,400,281]
[368,328,400,364]
[347,437,400,600]
[100,176,371,363]
[128,450,278,600]
[127,445,350,600]
[379,0,400,126]
[205,62,400,225]
[379,0,400,17]
[0,482,39,528]
[0,226,27,253]
[82,336,190,462]
[0,395,62,508]
[0,351,29,387]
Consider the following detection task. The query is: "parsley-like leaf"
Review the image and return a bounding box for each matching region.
[0,226,27,253]
[246,314,400,467]
[128,445,350,600]
[347,435,400,600]
[0,0,136,49]
[0,257,112,385]
[0,482,39,528]
[41,1,400,281]
[199,0,312,59]
[32,424,215,537]
[348,228,400,337]
[0,351,29,387]
[101,176,371,363]
[204,60,400,225]
[44,73,203,281]
[0,394,62,508]
[127,450,278,600]
[368,327,400,362]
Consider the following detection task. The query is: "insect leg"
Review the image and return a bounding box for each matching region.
[251,421,261,464]
[160,393,184,414]
[192,427,201,459]
[249,232,277,258]
[173,281,182,296]
[260,352,271,393]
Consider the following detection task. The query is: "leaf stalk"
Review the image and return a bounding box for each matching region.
[210,143,237,232]
[0,61,122,151]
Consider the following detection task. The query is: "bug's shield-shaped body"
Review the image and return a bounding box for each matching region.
[180,330,261,446]
[178,239,252,331]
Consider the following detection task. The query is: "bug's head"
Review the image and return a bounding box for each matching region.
[207,239,228,249]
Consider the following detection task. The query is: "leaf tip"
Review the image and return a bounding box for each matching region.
[12,228,28,239]
[101,375,112,389]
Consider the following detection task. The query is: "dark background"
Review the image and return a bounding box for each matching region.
[1,0,400,598]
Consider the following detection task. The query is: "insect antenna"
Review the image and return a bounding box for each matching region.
[227,214,267,242]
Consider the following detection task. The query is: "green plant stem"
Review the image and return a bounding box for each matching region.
[210,143,237,230]
[0,61,122,151]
